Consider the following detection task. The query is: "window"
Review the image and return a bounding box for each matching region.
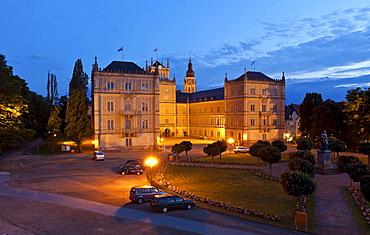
[210,107,213,113]
[210,118,213,125]
[125,102,131,111]
[262,89,267,95]
[165,119,169,124]
[216,131,220,137]
[237,119,241,126]
[142,102,148,111]
[164,96,169,101]
[107,81,114,89]
[125,82,132,90]
[262,134,267,140]
[164,88,169,93]
[217,106,220,112]
[204,107,207,113]
[272,89,277,96]
[250,119,255,126]
[141,83,148,91]
[272,119,277,126]
[125,120,131,129]
[263,119,267,126]
[216,118,220,125]
[126,139,132,146]
[250,88,255,95]
[142,120,148,129]
[273,105,277,112]
[107,101,114,111]
[250,104,255,111]
[262,105,266,112]
[107,120,114,130]
[210,131,214,137]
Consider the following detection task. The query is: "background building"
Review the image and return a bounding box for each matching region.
[92,57,286,150]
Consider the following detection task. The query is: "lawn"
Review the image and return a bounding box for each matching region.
[162,165,316,231]
[184,153,290,165]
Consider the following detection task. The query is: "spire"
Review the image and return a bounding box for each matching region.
[93,56,98,71]
[186,59,194,77]
[167,59,169,68]
[224,73,228,82]
[282,71,285,81]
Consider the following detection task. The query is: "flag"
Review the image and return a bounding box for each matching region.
[153,48,158,52]
[251,60,255,66]
[118,46,123,52]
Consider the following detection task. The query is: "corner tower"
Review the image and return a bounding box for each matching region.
[184,59,196,93]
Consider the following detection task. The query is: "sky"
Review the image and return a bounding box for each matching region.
[1,0,370,104]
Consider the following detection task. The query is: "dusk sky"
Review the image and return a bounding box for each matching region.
[2,0,370,104]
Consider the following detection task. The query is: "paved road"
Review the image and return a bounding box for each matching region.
[0,138,308,235]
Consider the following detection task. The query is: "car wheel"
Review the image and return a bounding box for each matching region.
[137,198,144,204]
[186,204,192,210]
[162,207,168,213]
[121,171,125,175]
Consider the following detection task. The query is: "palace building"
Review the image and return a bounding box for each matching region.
[91,57,285,150]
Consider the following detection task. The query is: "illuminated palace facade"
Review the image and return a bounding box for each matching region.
[91,57,285,150]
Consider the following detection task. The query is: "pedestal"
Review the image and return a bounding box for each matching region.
[316,149,332,169]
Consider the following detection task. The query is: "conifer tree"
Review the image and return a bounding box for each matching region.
[65,59,93,152]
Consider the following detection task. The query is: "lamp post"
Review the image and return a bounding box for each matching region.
[145,157,158,185]
[227,138,234,154]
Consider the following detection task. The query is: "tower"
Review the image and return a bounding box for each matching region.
[184,59,196,93]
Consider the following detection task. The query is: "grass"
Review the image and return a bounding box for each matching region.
[183,153,290,165]
[342,186,370,234]
[162,165,316,232]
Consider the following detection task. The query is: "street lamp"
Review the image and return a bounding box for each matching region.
[145,156,158,185]
[227,138,234,154]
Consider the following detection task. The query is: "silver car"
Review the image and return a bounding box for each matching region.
[129,185,167,204]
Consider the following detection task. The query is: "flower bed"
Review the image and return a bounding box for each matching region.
[349,187,370,224]
[156,164,281,221]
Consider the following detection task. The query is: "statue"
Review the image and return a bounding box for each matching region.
[320,130,329,150]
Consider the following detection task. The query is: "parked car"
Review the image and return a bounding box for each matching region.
[150,194,195,213]
[125,162,145,171]
[167,153,181,161]
[125,159,143,165]
[93,151,105,161]
[129,185,167,204]
[119,165,143,175]
[233,146,249,153]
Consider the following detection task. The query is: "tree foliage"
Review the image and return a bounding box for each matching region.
[0,54,37,152]
[336,155,361,173]
[171,143,185,165]
[249,140,270,170]
[296,137,313,150]
[215,140,227,161]
[345,163,370,183]
[299,92,323,136]
[47,71,58,105]
[359,142,370,165]
[310,99,344,140]
[280,170,316,211]
[288,150,316,166]
[288,158,315,178]
[272,139,287,153]
[65,59,93,152]
[180,141,193,160]
[259,145,281,176]
[328,138,347,160]
[343,87,370,144]
[360,175,370,201]
[203,142,223,167]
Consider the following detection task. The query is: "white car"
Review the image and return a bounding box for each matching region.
[93,151,105,161]
[233,146,249,153]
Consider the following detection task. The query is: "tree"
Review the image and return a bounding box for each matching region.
[296,137,313,151]
[310,99,345,141]
[180,141,193,161]
[215,140,227,161]
[259,145,281,176]
[280,170,316,212]
[288,158,315,178]
[359,142,370,166]
[272,139,287,153]
[336,155,361,173]
[345,163,370,187]
[328,138,347,162]
[343,87,370,145]
[249,140,270,170]
[299,92,323,136]
[203,142,221,167]
[65,59,93,152]
[171,144,185,165]
[57,95,68,132]
[47,71,58,105]
[360,175,370,201]
[288,151,316,166]
[47,105,63,153]
[0,54,36,152]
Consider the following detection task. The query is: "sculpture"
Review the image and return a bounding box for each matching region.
[320,130,329,150]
